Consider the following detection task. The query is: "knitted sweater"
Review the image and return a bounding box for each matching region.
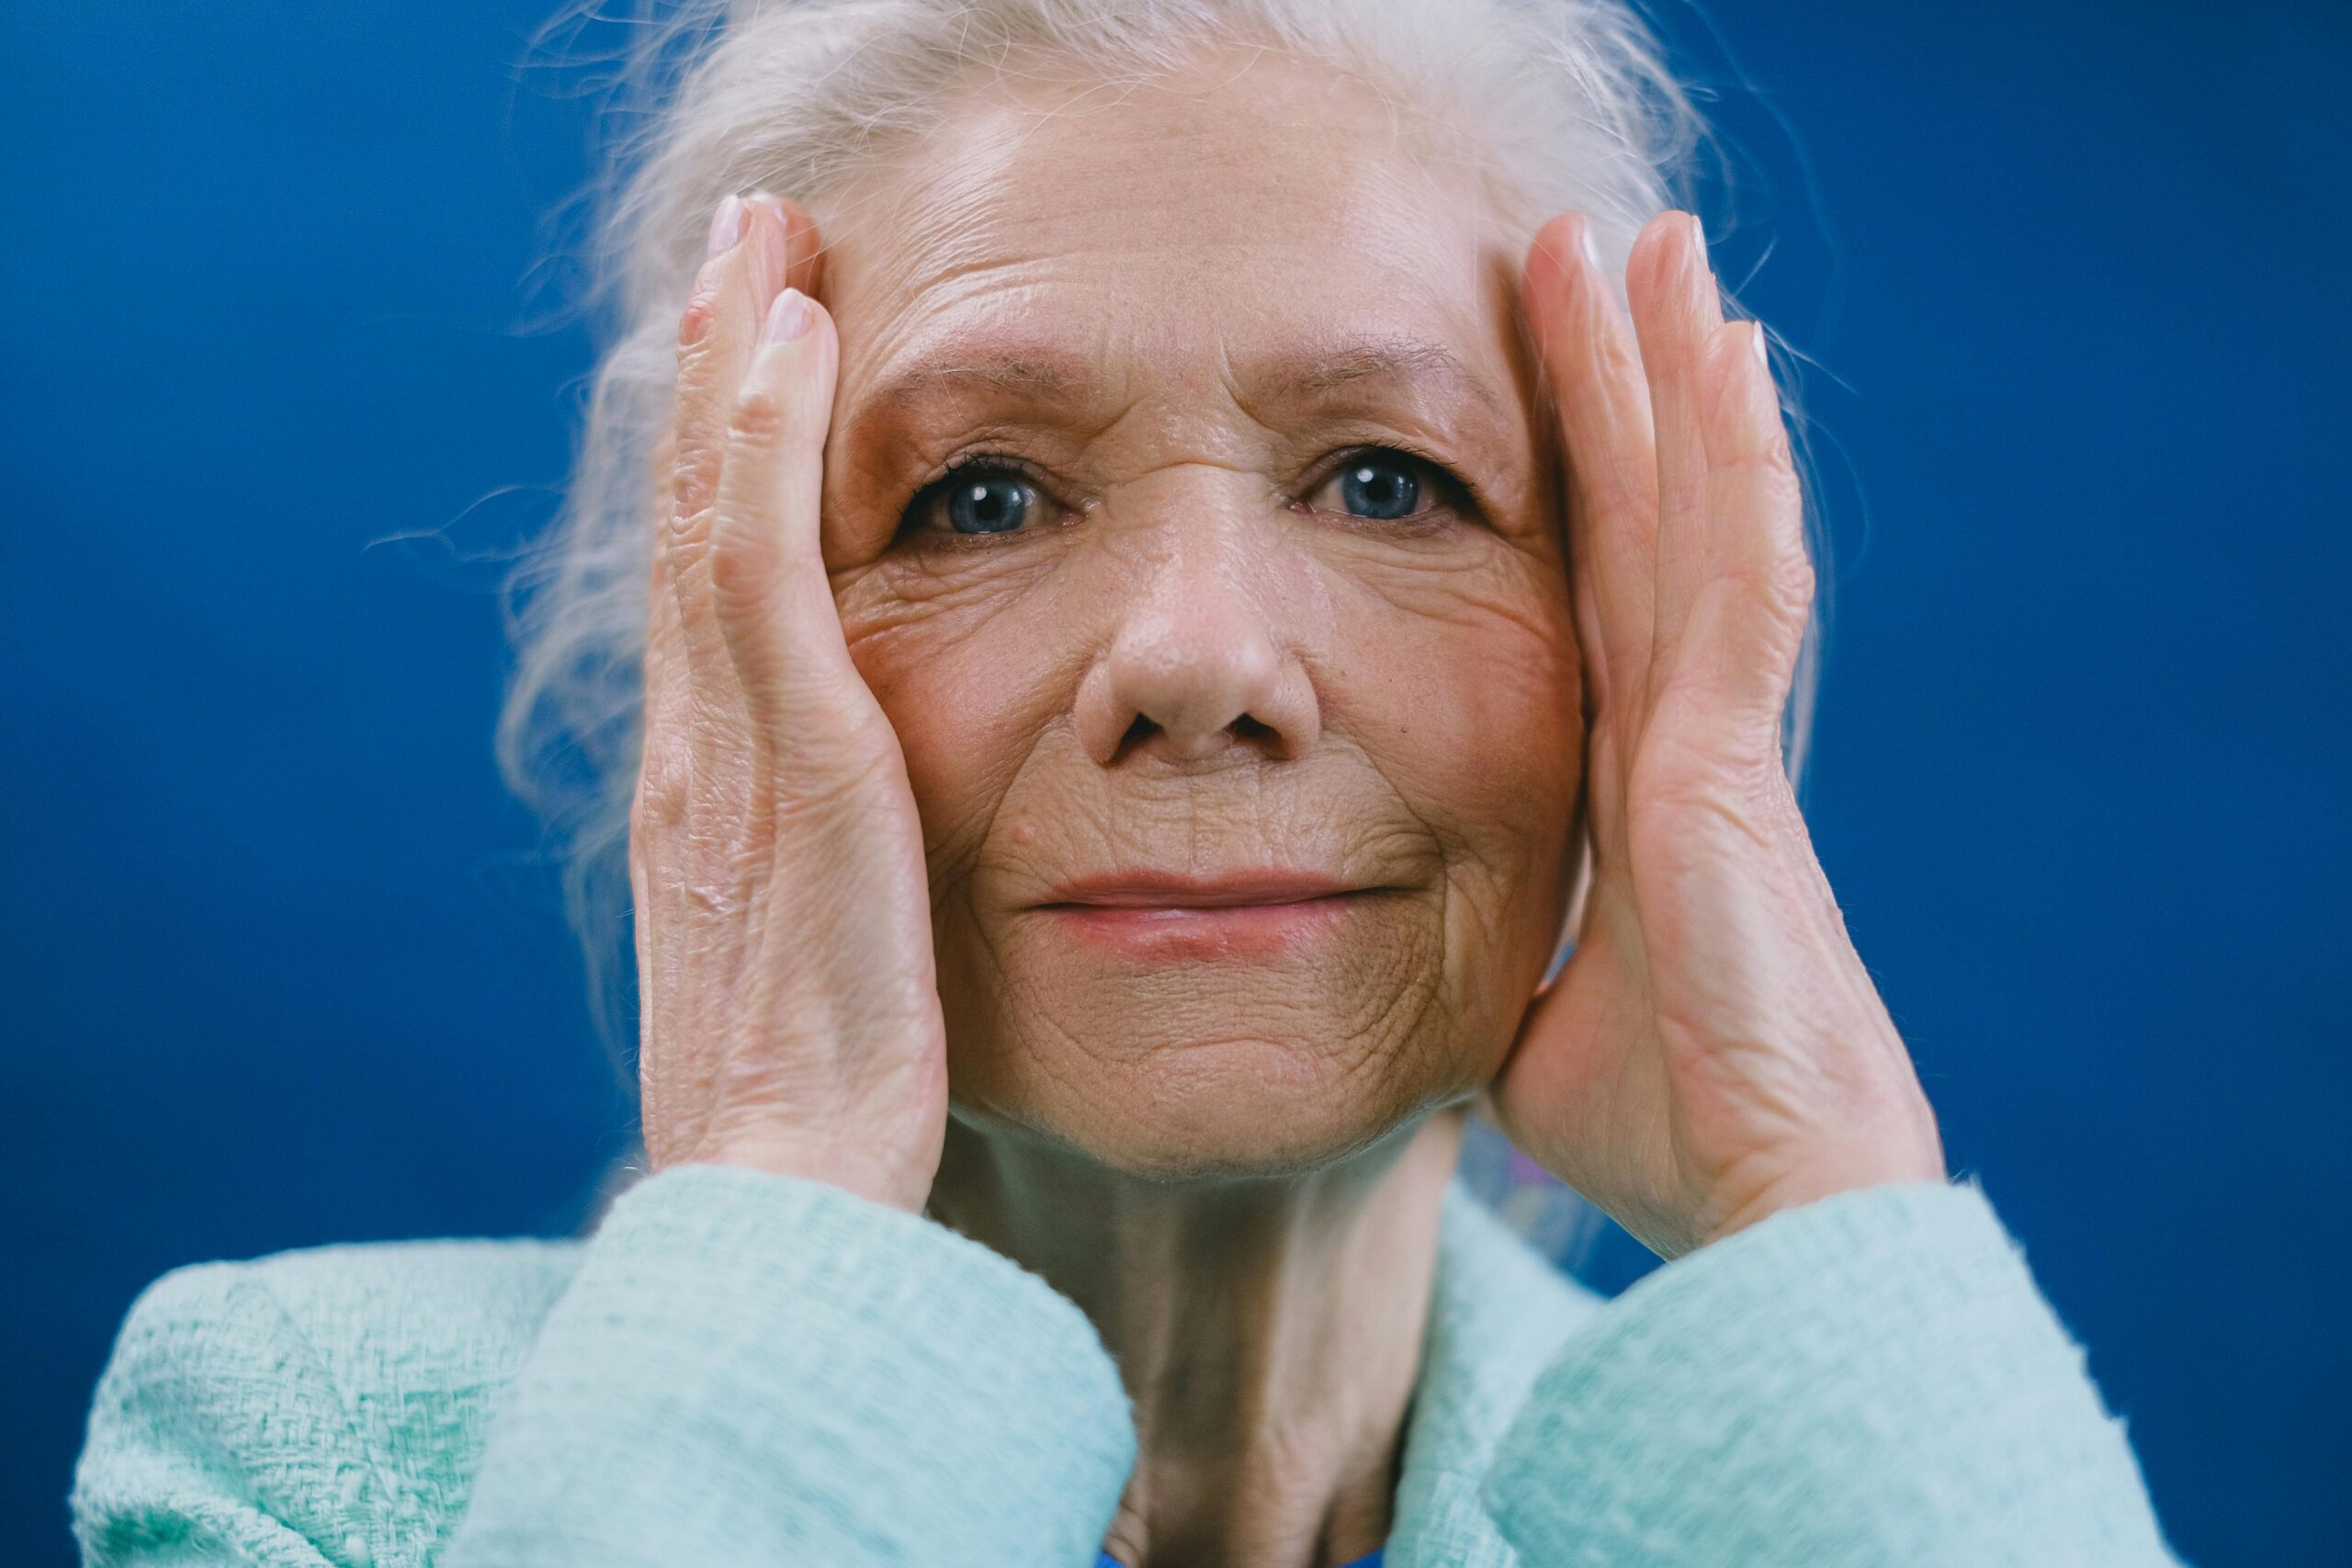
[70,1165,2185,1566]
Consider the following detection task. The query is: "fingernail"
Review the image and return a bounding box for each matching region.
[705,193,747,260]
[762,287,812,345]
[1686,211,1708,257]
[1751,321,1770,368]
[1577,218,1603,276]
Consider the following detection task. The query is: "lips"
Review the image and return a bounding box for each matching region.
[1037,869,1364,908]
[1034,876,1375,961]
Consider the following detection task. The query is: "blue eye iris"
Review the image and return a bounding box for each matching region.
[1339,458,1422,521]
[945,472,1032,535]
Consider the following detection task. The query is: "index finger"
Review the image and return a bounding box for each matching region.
[1523,211,1662,724]
[663,195,792,756]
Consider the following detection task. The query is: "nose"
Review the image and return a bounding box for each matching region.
[1072,505,1321,767]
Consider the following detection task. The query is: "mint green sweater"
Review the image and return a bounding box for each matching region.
[71,1165,2184,1566]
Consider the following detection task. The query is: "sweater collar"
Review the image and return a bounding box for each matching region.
[1384,1181,1606,1568]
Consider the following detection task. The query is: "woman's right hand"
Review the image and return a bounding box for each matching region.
[629,193,948,1213]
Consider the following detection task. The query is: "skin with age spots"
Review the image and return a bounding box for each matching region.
[817,51,1582,1179]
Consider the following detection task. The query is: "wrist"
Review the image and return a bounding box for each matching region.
[670,1134,935,1213]
[1695,1136,1949,1252]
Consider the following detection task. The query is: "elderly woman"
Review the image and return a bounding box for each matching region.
[72,2,2184,1565]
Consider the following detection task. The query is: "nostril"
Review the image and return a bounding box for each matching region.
[1110,711,1278,766]
[1115,713,1278,759]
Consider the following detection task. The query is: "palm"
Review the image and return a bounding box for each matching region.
[1488,212,1941,1259]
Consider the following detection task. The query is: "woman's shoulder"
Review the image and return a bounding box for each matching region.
[109,1229,586,1382]
[74,1231,586,1565]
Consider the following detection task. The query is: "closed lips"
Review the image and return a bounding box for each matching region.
[1039,872,1366,908]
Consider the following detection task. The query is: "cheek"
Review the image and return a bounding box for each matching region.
[833,571,1062,872]
[1328,570,1584,874]
[1335,575,1583,1076]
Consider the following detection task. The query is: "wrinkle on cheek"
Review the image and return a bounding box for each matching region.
[836,566,1034,650]
[1326,561,1579,1028]
[841,604,1067,916]
[1330,538,1562,632]
[1321,570,1578,805]
[907,713,1040,861]
[1328,905,1446,1077]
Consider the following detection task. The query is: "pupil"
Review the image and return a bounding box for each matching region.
[949,474,1029,535]
[1340,460,1419,521]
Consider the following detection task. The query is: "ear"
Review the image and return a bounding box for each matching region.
[747,193,829,300]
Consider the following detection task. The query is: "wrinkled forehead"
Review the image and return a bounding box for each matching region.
[817,49,1532,428]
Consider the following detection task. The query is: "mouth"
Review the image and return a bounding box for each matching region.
[1033,872,1386,960]
[1037,869,1365,908]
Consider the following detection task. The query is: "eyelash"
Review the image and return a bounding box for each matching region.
[899,444,1482,544]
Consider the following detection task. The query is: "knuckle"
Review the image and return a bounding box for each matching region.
[1597,333,1645,385]
[666,449,725,536]
[631,724,695,825]
[665,499,718,563]
[707,532,775,619]
[706,495,765,559]
[669,429,718,492]
[728,386,792,447]
[1711,532,1815,626]
[632,759,691,839]
[684,877,752,922]
[1763,549,1817,619]
[1751,448,1806,506]
[677,283,720,351]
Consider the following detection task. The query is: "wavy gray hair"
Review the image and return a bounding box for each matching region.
[503,0,1825,1264]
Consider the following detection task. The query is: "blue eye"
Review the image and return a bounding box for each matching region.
[904,458,1046,539]
[1334,456,1423,521]
[944,469,1034,534]
[1309,447,1467,528]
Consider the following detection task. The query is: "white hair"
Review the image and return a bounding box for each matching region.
[503,0,1826,1264]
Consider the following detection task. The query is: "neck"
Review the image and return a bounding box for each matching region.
[926,1106,1464,1568]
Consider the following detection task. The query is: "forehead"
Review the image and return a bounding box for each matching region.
[818,47,1525,423]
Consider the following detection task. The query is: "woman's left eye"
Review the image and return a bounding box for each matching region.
[1306,449,1455,525]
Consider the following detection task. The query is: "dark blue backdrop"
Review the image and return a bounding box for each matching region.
[5,3,2345,1562]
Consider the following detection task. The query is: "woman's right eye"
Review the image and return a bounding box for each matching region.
[903,459,1047,539]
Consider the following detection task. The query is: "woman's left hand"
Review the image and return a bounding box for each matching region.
[1488,209,1946,1261]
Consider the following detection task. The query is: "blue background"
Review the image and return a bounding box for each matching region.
[4,2,2345,1562]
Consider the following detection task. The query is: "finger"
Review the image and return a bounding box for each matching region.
[707,284,857,745]
[1678,315,1815,736]
[1522,212,1661,730]
[665,193,791,749]
[634,424,695,1097]
[1626,210,1727,696]
[639,425,692,818]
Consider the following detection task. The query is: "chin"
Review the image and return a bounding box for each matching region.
[948,1031,1457,1181]
[933,901,1498,1179]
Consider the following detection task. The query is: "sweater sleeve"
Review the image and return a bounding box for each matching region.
[440,1163,1136,1565]
[73,1163,1137,1568]
[1479,1177,2187,1568]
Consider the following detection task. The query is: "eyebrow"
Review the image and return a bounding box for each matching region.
[1267,335,1505,419]
[855,331,1508,426]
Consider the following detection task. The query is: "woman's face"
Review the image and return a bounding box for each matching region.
[815,46,1584,1177]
